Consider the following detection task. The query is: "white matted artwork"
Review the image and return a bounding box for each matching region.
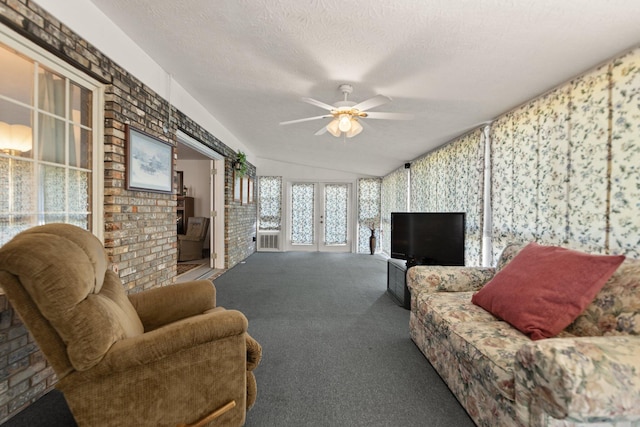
[242,176,249,204]
[234,170,242,201]
[126,125,173,194]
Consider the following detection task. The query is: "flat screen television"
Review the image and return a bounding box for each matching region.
[390,212,465,266]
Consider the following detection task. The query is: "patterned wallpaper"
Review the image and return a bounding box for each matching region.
[490,46,640,261]
[410,129,486,266]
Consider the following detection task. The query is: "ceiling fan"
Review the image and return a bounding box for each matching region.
[279,84,413,138]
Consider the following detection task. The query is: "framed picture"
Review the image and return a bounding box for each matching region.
[126,125,174,194]
[242,177,249,204]
[248,178,254,203]
[233,170,242,202]
[176,170,184,196]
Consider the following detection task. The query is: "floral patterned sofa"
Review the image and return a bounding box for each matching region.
[407,243,640,427]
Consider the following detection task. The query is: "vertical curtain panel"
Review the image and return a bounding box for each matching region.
[610,49,640,257]
[490,46,640,260]
[380,168,408,256]
[357,178,382,253]
[410,129,485,266]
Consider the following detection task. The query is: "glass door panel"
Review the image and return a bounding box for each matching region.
[322,183,348,248]
[289,182,351,252]
[291,183,315,246]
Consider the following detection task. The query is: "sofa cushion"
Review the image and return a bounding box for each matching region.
[565,259,640,336]
[448,321,530,401]
[472,242,625,340]
[415,292,500,330]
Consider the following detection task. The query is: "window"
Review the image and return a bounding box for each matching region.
[358,178,381,253]
[257,176,282,231]
[0,30,103,246]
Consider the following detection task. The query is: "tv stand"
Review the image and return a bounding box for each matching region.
[387,259,411,310]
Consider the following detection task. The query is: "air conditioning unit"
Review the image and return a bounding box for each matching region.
[257,231,281,252]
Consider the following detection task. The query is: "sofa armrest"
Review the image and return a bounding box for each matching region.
[406,265,495,296]
[128,280,216,331]
[515,336,640,423]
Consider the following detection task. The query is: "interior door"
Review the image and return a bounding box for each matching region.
[288,182,351,252]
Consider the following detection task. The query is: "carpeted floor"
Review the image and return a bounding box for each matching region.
[3,252,474,427]
[212,252,474,427]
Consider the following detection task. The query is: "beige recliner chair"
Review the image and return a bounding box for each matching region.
[0,224,261,427]
[178,217,210,261]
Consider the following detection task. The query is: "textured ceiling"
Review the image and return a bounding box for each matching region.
[88,0,640,176]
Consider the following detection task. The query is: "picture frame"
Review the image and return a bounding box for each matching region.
[126,125,174,194]
[176,170,184,196]
[242,176,249,204]
[248,178,254,203]
[233,170,242,202]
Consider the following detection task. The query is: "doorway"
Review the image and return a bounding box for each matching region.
[286,182,352,252]
[176,131,225,269]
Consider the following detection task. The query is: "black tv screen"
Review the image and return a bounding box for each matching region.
[391,212,465,266]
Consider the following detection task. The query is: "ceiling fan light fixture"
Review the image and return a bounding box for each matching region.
[338,114,352,132]
[326,119,341,137]
[0,121,33,152]
[281,84,410,140]
[346,119,363,138]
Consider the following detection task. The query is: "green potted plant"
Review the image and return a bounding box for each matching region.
[234,150,247,176]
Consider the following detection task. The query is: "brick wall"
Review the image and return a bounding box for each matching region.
[0,0,256,422]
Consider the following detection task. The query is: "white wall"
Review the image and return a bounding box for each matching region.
[177,159,210,216]
[177,159,211,249]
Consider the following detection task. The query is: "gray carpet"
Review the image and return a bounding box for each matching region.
[213,252,474,427]
[2,252,474,427]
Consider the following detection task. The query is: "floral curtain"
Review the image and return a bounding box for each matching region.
[257,176,282,231]
[610,49,640,258]
[490,46,640,260]
[380,168,408,255]
[357,178,381,253]
[410,129,485,266]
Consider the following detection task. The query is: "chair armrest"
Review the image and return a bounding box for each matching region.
[87,308,248,378]
[406,266,495,296]
[515,336,640,422]
[178,235,202,242]
[128,280,216,331]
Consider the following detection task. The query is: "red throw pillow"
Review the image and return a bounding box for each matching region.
[471,242,625,340]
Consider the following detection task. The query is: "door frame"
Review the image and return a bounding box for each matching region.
[176,130,225,269]
[283,180,354,253]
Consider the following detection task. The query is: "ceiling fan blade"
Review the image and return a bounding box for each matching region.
[352,95,391,111]
[280,114,332,125]
[314,125,328,136]
[302,97,335,111]
[364,112,414,120]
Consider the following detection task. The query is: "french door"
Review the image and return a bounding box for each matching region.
[287,182,352,252]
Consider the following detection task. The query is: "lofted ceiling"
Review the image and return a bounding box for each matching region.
[87,0,640,176]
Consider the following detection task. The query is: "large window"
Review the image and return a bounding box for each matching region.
[0,31,102,246]
[257,176,282,231]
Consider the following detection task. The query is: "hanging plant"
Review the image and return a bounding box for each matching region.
[234,150,248,176]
